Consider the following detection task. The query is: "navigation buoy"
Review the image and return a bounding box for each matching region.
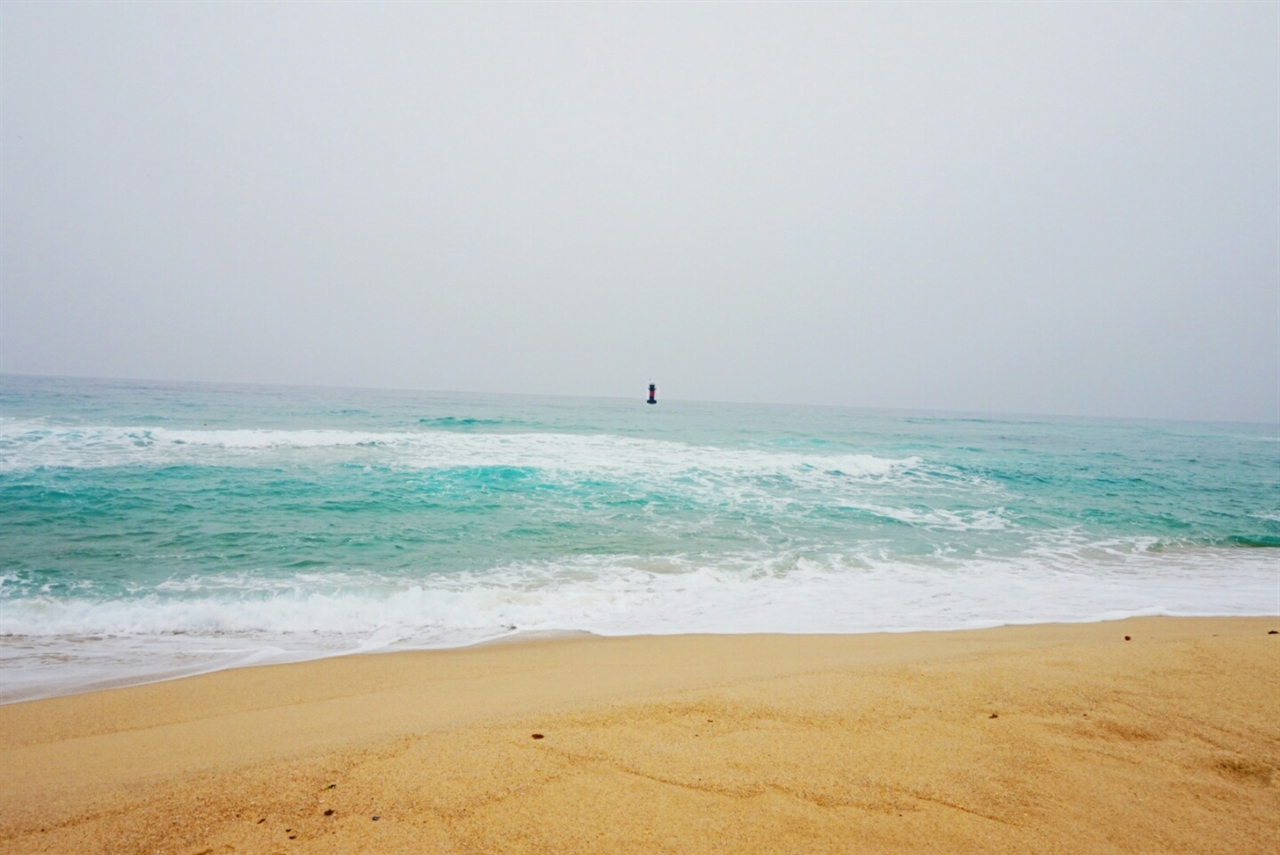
[647,383,657,405]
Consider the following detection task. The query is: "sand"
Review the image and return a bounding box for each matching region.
[0,616,1276,854]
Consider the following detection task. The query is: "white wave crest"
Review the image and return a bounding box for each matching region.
[0,419,920,485]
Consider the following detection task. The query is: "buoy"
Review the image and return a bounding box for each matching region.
[647,383,657,405]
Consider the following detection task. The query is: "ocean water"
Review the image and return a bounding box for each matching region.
[1,374,1276,702]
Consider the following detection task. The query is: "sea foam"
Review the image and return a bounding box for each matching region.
[3,545,1275,703]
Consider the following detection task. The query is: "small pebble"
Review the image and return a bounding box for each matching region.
[532,733,544,740]
[1124,635,1131,641]
[372,816,380,821]
[324,809,334,817]
[989,713,998,719]
[1269,630,1277,635]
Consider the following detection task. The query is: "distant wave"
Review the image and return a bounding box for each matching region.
[417,416,525,429]
[0,420,922,485]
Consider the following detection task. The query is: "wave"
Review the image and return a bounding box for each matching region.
[849,504,1011,531]
[3,546,1275,642]
[417,416,523,429]
[0,420,922,484]
[3,544,1275,702]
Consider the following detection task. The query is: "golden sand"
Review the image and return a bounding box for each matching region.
[1,617,1276,854]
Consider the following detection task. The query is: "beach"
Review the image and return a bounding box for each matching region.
[1,616,1276,854]
[4,3,1277,852]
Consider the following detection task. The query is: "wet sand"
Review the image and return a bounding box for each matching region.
[1,616,1277,854]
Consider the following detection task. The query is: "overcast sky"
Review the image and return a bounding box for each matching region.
[2,2,1276,421]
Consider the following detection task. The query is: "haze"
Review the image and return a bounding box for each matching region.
[2,2,1276,422]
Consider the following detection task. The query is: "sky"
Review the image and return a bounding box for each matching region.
[1,2,1276,422]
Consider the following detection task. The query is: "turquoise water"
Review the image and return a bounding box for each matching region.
[1,374,1276,701]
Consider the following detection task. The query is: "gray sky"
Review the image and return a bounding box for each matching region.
[2,2,1276,422]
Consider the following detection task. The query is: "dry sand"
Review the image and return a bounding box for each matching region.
[0,616,1276,854]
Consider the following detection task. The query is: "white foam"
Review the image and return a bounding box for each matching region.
[2,545,1275,703]
[847,504,1012,531]
[0,420,921,485]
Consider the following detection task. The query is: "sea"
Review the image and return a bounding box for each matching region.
[1,374,1276,703]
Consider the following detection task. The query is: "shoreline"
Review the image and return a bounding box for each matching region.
[7,604,1279,707]
[1,616,1277,853]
